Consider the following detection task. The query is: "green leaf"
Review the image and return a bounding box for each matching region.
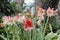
[0,35,7,40]
[36,28,43,40]
[57,30,60,34]
[57,34,60,40]
[45,32,57,40]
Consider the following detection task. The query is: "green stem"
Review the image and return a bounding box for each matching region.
[7,30,9,40]
[13,33,15,40]
[16,28,20,40]
[16,24,20,40]
[5,25,9,40]
[32,29,36,40]
[30,31,31,40]
[17,34,20,40]
[43,17,49,38]
[49,23,53,32]
[13,25,15,40]
[40,25,43,40]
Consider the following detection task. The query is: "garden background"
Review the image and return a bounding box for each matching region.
[0,0,60,40]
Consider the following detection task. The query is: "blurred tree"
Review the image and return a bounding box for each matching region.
[41,0,59,10]
[13,0,24,13]
[0,0,16,16]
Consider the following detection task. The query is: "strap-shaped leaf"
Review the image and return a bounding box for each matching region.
[0,35,7,40]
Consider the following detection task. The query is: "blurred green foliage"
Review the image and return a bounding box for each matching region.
[0,0,17,16]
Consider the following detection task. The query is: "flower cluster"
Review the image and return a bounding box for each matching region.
[1,13,33,31]
[37,7,58,25]
[0,7,58,31]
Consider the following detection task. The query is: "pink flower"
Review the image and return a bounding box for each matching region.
[47,7,58,17]
[17,14,27,23]
[9,17,14,25]
[37,8,45,16]
[3,16,16,25]
[53,10,58,15]
[3,16,9,20]
[17,16,23,23]
[2,16,9,25]
[14,15,19,21]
